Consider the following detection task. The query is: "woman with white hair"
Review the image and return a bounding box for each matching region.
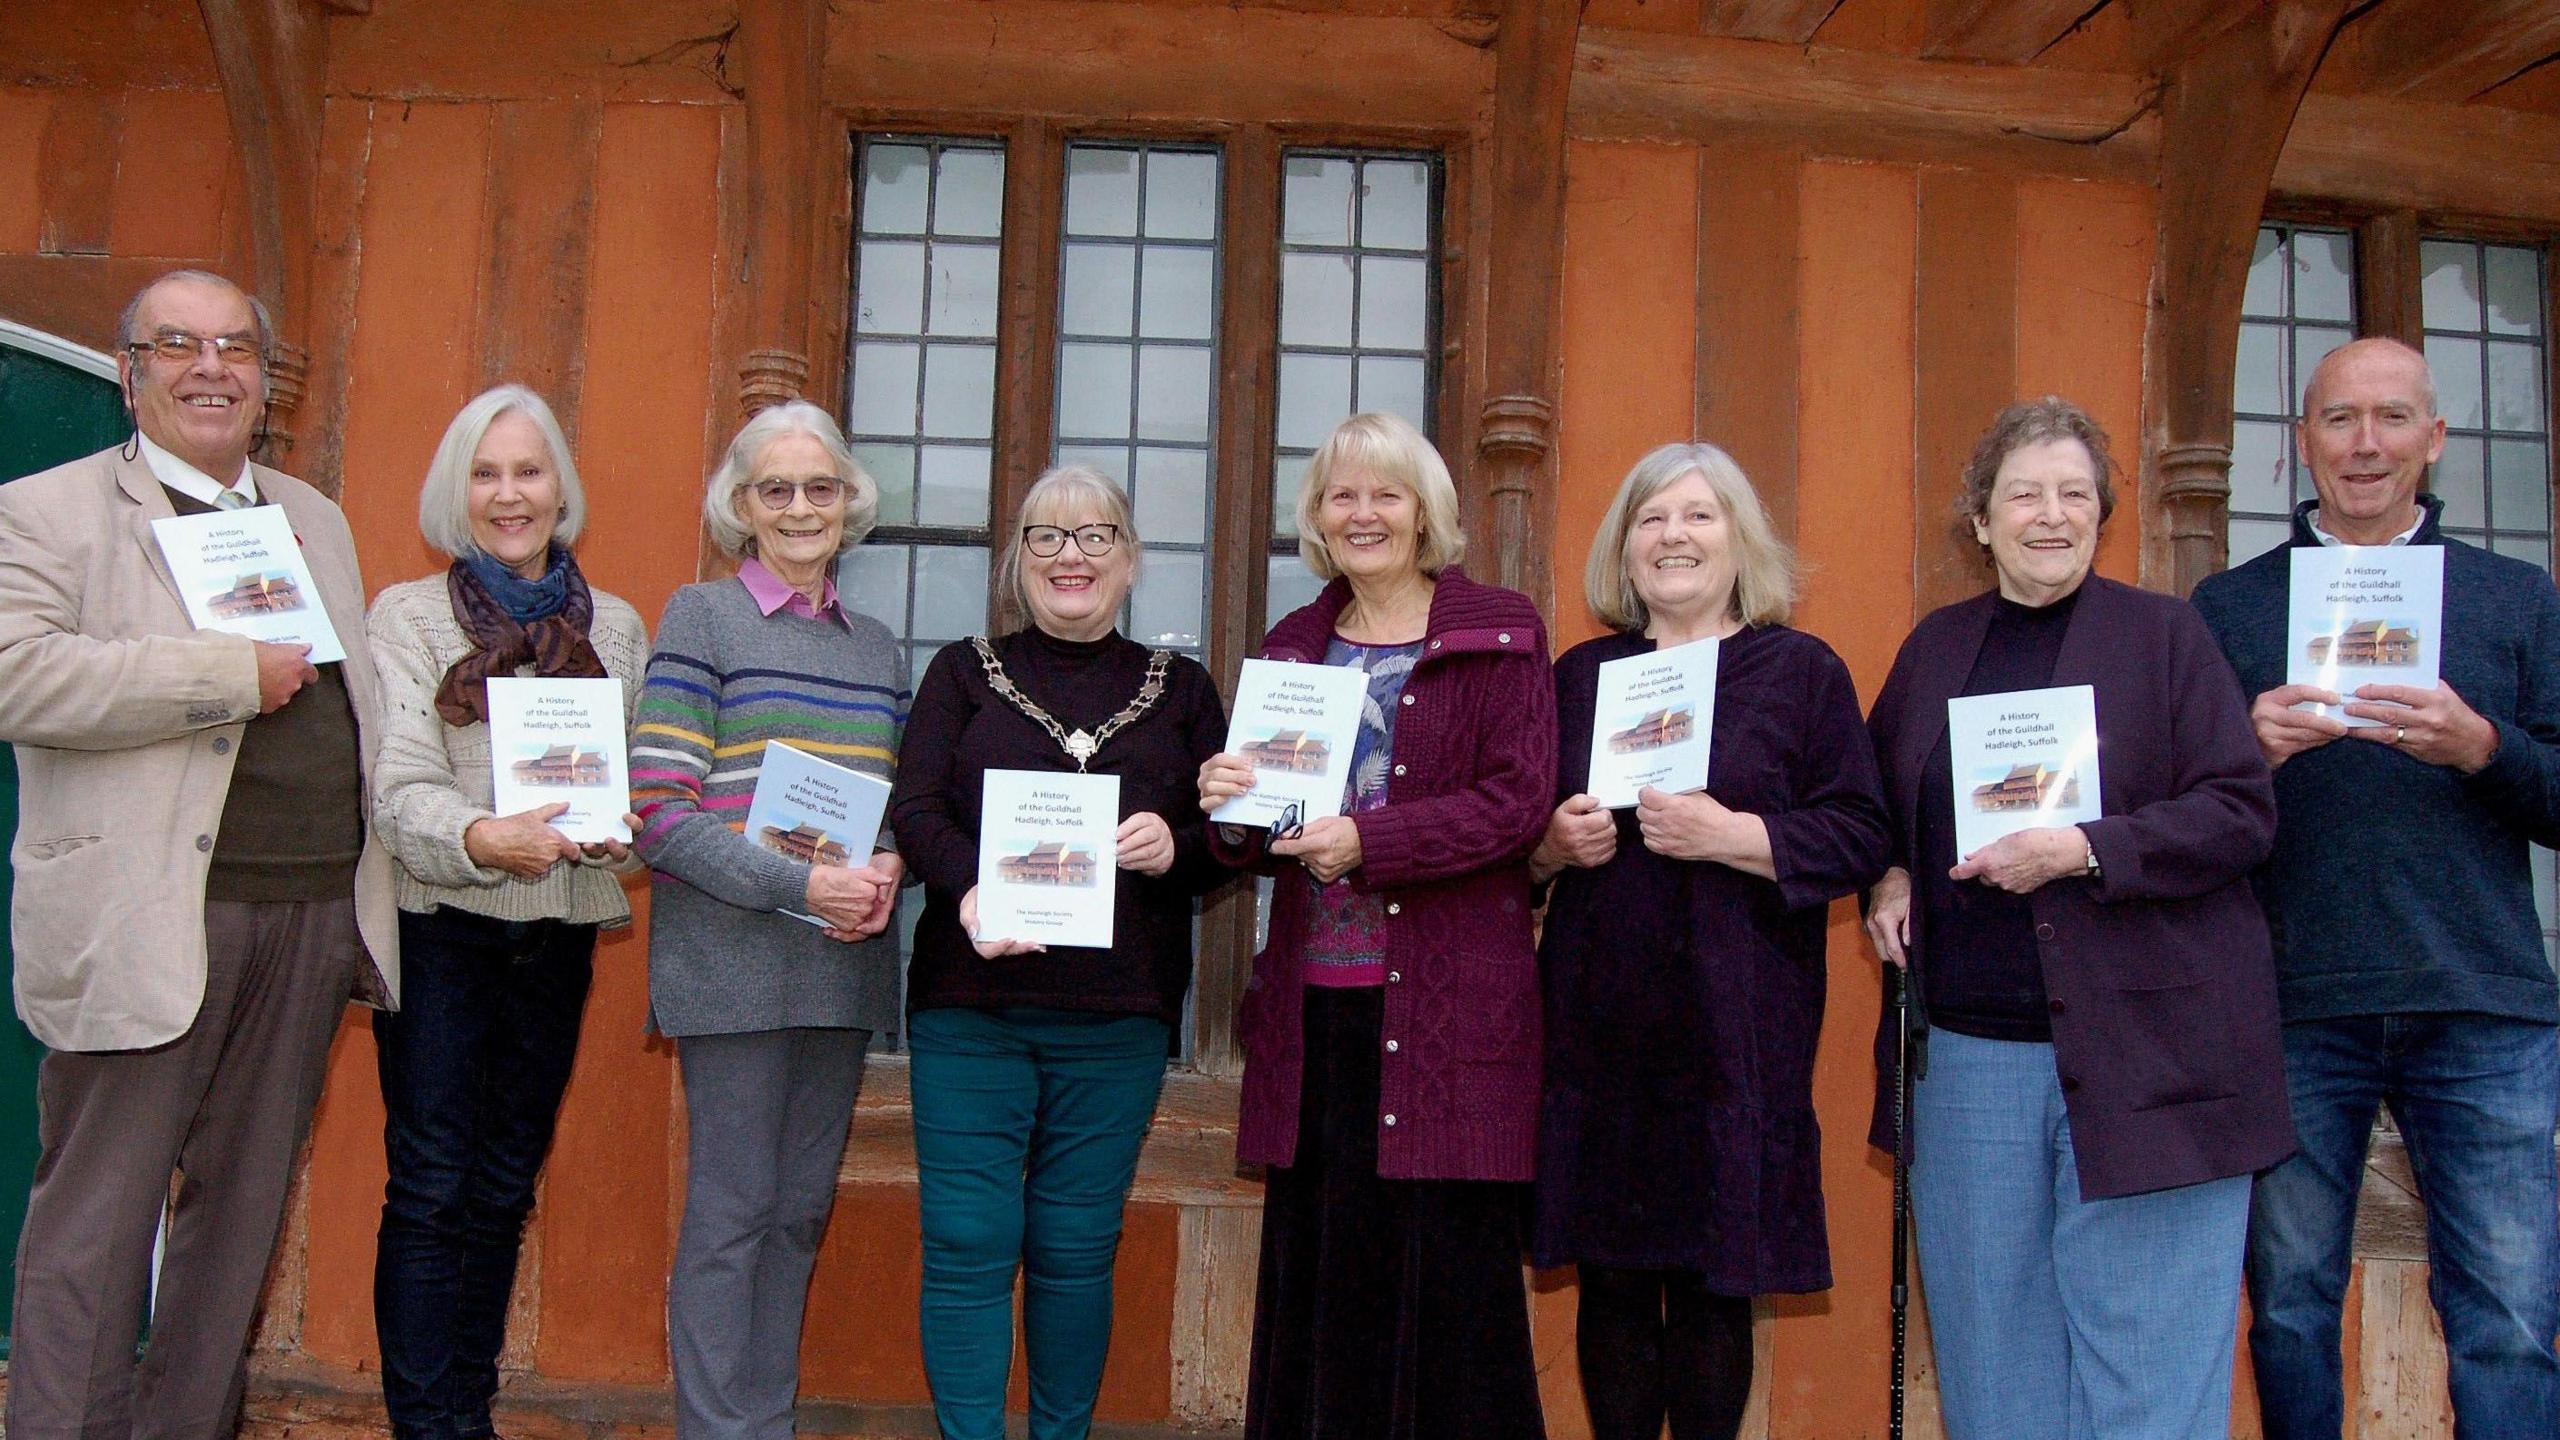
[1530,443,1889,1440]
[628,401,906,1437]
[887,464,1228,1440]
[1197,412,1557,1440]
[365,382,649,1440]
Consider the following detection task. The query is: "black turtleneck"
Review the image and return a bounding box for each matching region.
[888,626,1232,1026]
[1916,584,2083,1042]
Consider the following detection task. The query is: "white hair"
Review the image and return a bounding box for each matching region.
[417,384,587,560]
[700,402,879,560]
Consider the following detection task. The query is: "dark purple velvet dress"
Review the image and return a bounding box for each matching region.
[1531,624,1890,1295]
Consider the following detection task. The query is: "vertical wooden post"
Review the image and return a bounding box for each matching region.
[1474,0,1579,613]
[2142,0,2349,596]
[734,0,826,420]
[2357,209,2426,349]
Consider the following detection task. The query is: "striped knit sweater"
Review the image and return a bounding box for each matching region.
[630,576,907,1037]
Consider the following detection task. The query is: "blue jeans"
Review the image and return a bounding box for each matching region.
[2245,1013,2560,1440]
[908,1007,1169,1440]
[1911,1028,2252,1440]
[373,907,595,1440]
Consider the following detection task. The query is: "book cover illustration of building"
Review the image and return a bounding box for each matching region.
[204,571,305,619]
[510,744,611,788]
[1237,728,1334,774]
[759,821,851,868]
[2305,617,2420,667]
[1971,761,2081,813]
[997,840,1100,888]
[1607,705,1696,755]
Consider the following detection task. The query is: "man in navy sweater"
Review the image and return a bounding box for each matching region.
[2193,337,2560,1439]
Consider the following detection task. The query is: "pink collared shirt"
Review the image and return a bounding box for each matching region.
[736,556,849,626]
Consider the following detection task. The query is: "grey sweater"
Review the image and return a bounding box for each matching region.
[630,577,907,1037]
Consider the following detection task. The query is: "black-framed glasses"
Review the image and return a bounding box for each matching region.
[128,331,263,368]
[1022,523,1121,558]
[751,477,846,510]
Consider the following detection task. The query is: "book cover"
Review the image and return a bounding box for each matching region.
[1946,684,2103,860]
[745,740,893,928]
[976,768,1119,949]
[2287,545,2445,727]
[1586,636,1719,809]
[486,676,631,844]
[148,505,347,663]
[1211,658,1370,829]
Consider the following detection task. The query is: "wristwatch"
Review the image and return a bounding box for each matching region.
[2080,831,2102,880]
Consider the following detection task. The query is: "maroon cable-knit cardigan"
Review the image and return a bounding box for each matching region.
[1225,567,1558,1181]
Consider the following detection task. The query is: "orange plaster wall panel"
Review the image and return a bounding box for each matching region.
[802,1183,931,1403]
[1092,1200,1179,1422]
[335,99,493,592]
[530,99,726,1384]
[0,0,220,90]
[297,1013,390,1367]
[1774,157,1918,1440]
[106,87,230,260]
[2011,178,2155,587]
[0,91,51,255]
[1553,140,1700,651]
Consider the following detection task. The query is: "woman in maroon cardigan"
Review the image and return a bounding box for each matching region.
[1199,412,1557,1440]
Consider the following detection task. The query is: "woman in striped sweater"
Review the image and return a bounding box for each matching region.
[629,402,905,1439]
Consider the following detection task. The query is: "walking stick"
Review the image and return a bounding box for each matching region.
[1889,964,1915,1440]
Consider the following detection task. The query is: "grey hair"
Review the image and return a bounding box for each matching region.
[994,464,1143,623]
[417,384,587,560]
[700,402,879,560]
[1583,442,1797,632]
[119,269,275,355]
[1293,412,1465,580]
[1954,396,2118,558]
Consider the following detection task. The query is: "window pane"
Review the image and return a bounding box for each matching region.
[1066,148,1141,237]
[2235,322,2285,417]
[849,341,921,435]
[1281,252,1356,348]
[2427,335,2485,428]
[1131,549,1206,651]
[917,444,991,528]
[2424,241,2483,332]
[1278,352,1353,450]
[2488,340,2543,432]
[1265,553,1327,634]
[1357,356,1429,430]
[1358,256,1430,351]
[2496,532,2552,566]
[928,244,1001,338]
[852,443,918,528]
[2230,419,2291,517]
[2492,438,2550,532]
[1133,447,1209,546]
[2435,434,2487,530]
[1136,346,1213,444]
[922,345,997,440]
[1283,156,1355,247]
[2294,327,2349,416]
[934,148,1005,238]
[2293,231,2354,323]
[2242,230,2284,319]
[856,241,926,334]
[2484,245,2543,337]
[863,145,931,233]
[913,546,991,642]
[1055,444,1125,487]
[1144,151,1220,241]
[1361,159,1432,251]
[1139,246,1216,341]
[2228,516,2292,567]
[1273,454,1310,539]
[838,543,911,629]
[1057,342,1134,440]
[1062,243,1137,338]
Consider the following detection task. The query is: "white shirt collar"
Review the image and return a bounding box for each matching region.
[2308,505,2421,548]
[135,433,258,508]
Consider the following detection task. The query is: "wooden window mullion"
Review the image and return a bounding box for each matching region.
[2357,209,2425,350]
[989,118,1064,631]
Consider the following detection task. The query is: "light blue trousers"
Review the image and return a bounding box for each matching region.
[1910,1028,2252,1440]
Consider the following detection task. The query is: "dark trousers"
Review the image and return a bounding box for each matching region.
[1574,1265,1753,1440]
[372,907,596,1440]
[7,898,360,1440]
[1243,985,1546,1440]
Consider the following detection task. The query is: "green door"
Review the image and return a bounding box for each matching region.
[0,326,127,1352]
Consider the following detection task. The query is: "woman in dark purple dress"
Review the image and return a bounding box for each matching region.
[1532,442,1890,1440]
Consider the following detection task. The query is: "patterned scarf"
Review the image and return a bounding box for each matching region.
[434,546,608,726]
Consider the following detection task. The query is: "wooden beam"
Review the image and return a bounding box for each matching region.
[2279,89,2560,224]
[1570,28,2160,184]
[1919,0,2096,65]
[1696,0,1844,45]
[2316,0,2560,103]
[1916,169,2018,614]
[476,100,603,433]
[2142,0,2349,596]
[2355,209,2424,350]
[733,0,825,420]
[2122,0,2259,72]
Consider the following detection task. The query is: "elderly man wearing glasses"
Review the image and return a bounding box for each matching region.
[0,269,400,1438]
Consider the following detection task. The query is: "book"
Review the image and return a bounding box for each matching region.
[2287,545,2445,727]
[148,505,346,663]
[1946,684,2103,860]
[1211,658,1371,829]
[485,676,631,844]
[1586,636,1719,809]
[744,740,894,928]
[976,768,1119,949]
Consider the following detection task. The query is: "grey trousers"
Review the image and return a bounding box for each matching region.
[669,1026,871,1440]
[7,899,360,1440]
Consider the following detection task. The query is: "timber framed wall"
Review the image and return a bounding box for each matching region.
[4,2,2559,1436]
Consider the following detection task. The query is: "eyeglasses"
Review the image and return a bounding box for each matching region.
[1022,523,1121,558]
[751,477,845,510]
[127,331,263,368]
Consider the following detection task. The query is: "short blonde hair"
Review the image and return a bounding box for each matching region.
[701,401,879,560]
[1294,412,1465,581]
[418,384,587,560]
[1583,442,1797,632]
[994,464,1143,624]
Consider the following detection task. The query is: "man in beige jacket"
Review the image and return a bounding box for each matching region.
[0,270,399,1439]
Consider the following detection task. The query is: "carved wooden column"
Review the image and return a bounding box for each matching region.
[2142,0,2347,595]
[198,0,332,472]
[1474,0,1578,612]
[734,0,826,420]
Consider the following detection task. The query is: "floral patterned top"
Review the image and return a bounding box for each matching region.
[1300,636,1423,987]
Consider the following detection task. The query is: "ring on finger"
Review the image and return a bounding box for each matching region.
[2394,724,2408,745]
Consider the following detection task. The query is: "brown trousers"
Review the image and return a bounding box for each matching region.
[7,899,360,1440]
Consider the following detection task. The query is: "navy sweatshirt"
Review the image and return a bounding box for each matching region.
[2191,495,2560,1025]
